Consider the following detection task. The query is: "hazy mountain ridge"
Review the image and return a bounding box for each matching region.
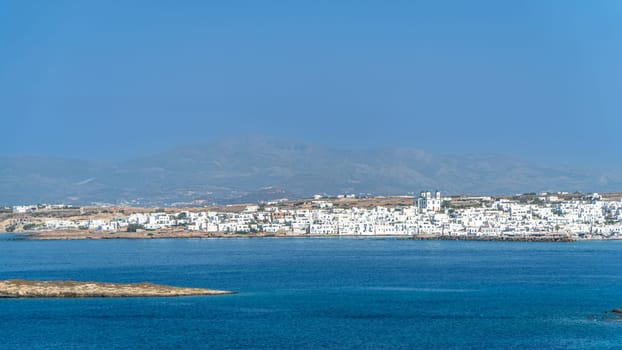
[1,137,619,206]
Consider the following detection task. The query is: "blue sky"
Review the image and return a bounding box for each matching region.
[1,1,620,166]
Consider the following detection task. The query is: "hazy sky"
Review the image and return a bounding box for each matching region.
[1,1,620,165]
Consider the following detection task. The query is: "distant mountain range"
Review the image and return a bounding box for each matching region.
[1,136,620,206]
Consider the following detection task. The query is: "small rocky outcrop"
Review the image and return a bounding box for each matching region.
[0,279,234,298]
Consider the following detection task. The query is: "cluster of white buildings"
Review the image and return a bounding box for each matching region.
[37,191,622,239]
[12,203,75,214]
[43,218,121,231]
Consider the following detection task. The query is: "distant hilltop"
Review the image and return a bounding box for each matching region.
[1,137,621,206]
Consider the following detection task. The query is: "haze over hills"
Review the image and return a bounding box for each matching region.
[1,137,620,206]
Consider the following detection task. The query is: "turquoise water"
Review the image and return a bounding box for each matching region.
[0,237,621,349]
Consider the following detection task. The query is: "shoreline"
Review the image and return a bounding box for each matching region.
[3,230,620,242]
[402,234,577,243]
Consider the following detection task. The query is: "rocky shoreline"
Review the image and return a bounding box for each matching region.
[8,229,288,241]
[0,280,234,298]
[403,234,576,242]
[3,230,586,242]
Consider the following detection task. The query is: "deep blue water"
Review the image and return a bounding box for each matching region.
[0,237,621,349]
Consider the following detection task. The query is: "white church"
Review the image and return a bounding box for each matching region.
[416,191,442,212]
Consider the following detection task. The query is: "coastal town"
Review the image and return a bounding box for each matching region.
[2,191,622,241]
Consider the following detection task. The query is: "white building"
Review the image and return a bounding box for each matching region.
[416,191,442,212]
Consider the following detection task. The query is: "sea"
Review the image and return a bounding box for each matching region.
[0,235,621,349]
